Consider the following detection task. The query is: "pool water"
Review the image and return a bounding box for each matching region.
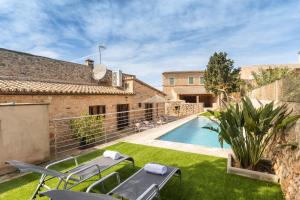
[158,117,230,149]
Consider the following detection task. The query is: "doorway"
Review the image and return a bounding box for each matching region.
[117,104,129,130]
[144,103,153,121]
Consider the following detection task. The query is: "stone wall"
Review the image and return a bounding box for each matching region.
[249,81,300,200]
[265,102,300,200]
[0,48,95,85]
[166,102,203,116]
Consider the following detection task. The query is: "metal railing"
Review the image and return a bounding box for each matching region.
[51,106,181,157]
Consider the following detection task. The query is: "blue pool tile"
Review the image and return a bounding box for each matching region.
[158,117,230,149]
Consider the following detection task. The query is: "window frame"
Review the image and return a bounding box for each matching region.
[89,105,106,116]
[169,77,175,86]
[188,76,194,85]
[200,76,205,85]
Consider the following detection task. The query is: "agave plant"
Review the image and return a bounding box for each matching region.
[205,97,299,170]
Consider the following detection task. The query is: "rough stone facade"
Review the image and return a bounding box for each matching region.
[249,82,300,200]
[264,102,300,200]
[0,48,98,85]
[166,101,203,116]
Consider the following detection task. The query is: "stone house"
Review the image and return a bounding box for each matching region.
[162,71,217,108]
[0,48,166,144]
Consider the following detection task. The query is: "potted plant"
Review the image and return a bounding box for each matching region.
[204,97,299,182]
[70,112,104,149]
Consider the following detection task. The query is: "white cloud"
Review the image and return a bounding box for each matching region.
[0,0,300,88]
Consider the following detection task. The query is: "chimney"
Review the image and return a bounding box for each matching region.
[85,59,94,69]
[298,51,300,64]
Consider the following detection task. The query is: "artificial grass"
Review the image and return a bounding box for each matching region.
[0,142,283,200]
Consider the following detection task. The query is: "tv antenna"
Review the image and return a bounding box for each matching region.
[98,45,106,64]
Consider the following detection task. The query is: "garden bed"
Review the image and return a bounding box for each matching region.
[227,154,279,183]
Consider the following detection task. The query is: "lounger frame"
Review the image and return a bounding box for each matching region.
[6,155,134,200]
[87,166,181,200]
[41,166,181,200]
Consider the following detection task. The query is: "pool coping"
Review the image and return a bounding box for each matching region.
[97,115,232,158]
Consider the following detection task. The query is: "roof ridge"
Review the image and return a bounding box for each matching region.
[0,48,87,67]
[0,79,133,95]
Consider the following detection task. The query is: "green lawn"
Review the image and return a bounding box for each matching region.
[0,142,283,200]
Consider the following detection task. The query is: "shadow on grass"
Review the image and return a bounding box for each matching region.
[160,158,283,200]
[0,173,40,194]
[0,149,105,194]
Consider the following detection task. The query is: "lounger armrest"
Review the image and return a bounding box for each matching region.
[86,172,120,193]
[46,156,78,169]
[136,184,160,200]
[64,164,102,189]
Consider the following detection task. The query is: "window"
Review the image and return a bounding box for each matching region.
[138,103,142,108]
[200,77,205,84]
[188,76,194,84]
[125,82,129,89]
[169,77,174,86]
[89,105,106,115]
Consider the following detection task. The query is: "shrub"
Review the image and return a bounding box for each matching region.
[70,112,104,145]
[205,97,299,170]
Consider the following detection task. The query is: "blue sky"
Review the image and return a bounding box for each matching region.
[0,0,300,88]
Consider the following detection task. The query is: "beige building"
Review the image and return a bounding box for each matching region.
[162,71,217,107]
[240,64,300,81]
[240,52,300,81]
[0,48,166,142]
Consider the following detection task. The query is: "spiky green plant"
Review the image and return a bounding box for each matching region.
[205,97,299,170]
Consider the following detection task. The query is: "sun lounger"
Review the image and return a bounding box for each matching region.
[6,154,134,200]
[105,165,181,200]
[41,164,181,200]
[41,190,115,200]
[135,121,155,132]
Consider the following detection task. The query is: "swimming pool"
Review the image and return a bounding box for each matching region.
[158,116,230,149]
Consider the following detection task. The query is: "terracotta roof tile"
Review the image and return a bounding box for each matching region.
[0,79,133,95]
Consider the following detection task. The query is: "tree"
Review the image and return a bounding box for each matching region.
[204,52,241,104]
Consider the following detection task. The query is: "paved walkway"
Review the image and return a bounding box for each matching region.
[96,115,231,158]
